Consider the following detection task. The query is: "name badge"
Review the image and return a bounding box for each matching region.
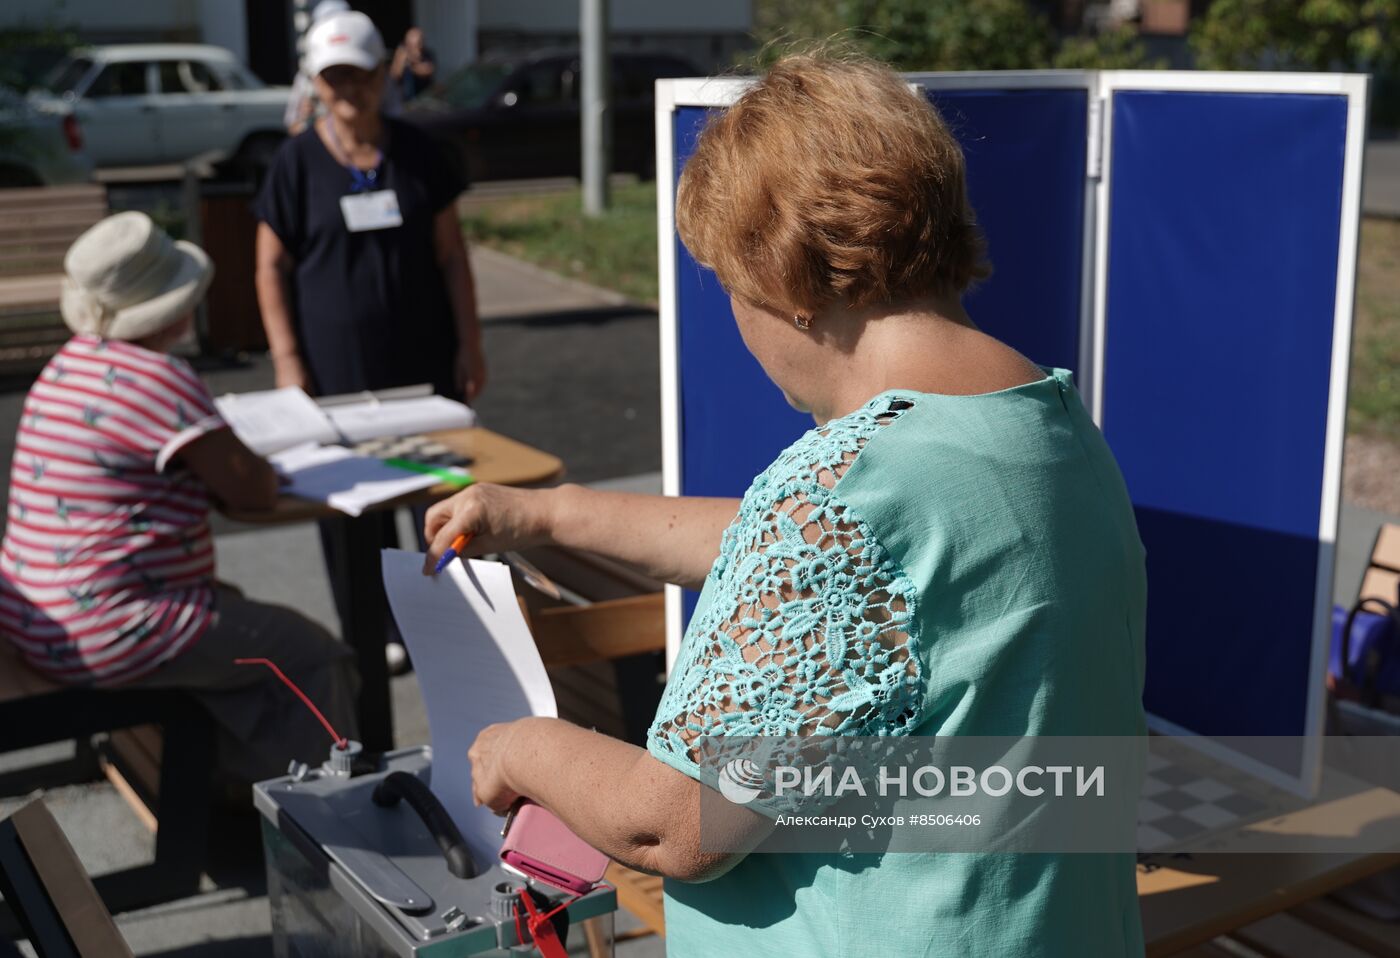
[340,189,403,232]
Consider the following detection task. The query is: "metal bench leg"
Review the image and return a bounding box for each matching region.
[150,704,214,895]
[87,704,215,914]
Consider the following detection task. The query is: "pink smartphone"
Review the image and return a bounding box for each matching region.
[499,801,610,895]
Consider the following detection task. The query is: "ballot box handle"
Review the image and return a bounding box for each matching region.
[372,772,477,880]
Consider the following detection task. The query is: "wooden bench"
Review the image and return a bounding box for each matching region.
[0,799,134,957]
[513,546,668,746]
[0,185,107,371]
[1166,893,1400,957]
[1359,523,1400,609]
[0,639,215,917]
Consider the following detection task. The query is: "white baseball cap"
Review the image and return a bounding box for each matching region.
[311,0,350,22]
[304,11,385,78]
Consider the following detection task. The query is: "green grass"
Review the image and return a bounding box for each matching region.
[460,181,659,305]
[462,186,1400,446]
[1351,218,1400,443]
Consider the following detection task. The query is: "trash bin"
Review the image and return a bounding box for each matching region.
[198,179,267,354]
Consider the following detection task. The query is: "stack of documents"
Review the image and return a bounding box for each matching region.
[269,444,442,517]
[213,387,477,515]
[326,396,477,443]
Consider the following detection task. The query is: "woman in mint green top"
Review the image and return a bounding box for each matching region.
[648,374,1147,955]
[425,52,1147,957]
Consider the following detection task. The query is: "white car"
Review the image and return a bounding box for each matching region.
[31,44,290,172]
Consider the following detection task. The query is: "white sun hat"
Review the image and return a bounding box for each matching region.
[60,211,213,342]
[304,10,386,78]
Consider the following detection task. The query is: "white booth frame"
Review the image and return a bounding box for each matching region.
[654,70,1370,798]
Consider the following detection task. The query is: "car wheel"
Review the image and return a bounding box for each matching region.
[0,165,43,189]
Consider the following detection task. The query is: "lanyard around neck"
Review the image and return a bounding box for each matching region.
[325,119,383,193]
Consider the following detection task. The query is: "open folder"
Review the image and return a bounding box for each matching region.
[213,387,339,456]
[215,386,476,456]
[381,549,557,869]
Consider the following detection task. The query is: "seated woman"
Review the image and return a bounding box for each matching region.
[0,212,358,784]
[424,54,1147,955]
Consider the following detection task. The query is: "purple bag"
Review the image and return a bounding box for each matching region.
[1329,598,1400,708]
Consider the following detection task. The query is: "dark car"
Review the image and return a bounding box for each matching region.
[402,50,698,182]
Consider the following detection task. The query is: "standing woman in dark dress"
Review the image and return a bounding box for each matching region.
[253,9,485,403]
[253,10,485,672]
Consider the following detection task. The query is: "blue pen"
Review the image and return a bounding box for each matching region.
[432,532,474,574]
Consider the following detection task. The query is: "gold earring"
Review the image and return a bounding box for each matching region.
[793,314,811,331]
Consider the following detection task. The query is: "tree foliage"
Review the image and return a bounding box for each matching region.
[753,0,1057,71]
[0,25,80,92]
[750,0,1166,71]
[1054,24,1165,69]
[1191,0,1400,73]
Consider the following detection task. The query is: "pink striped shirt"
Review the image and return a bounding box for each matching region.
[0,335,228,685]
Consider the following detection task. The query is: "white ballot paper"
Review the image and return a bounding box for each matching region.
[270,444,439,516]
[214,386,340,455]
[381,549,557,870]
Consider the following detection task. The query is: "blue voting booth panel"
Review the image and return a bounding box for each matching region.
[1102,92,1348,748]
[674,88,1090,621]
[673,106,812,502]
[933,88,1088,375]
[673,87,1089,502]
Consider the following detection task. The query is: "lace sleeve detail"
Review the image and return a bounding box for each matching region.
[648,397,925,772]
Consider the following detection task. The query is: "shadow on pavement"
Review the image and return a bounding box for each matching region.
[145,936,274,958]
[490,304,656,329]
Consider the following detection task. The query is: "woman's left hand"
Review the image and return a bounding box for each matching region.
[455,344,487,403]
[468,719,523,813]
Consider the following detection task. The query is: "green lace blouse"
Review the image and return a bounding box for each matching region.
[647,368,1148,957]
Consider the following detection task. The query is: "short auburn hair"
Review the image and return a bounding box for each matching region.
[676,53,989,316]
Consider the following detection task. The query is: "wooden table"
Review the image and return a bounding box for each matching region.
[1139,763,1400,955]
[222,427,564,751]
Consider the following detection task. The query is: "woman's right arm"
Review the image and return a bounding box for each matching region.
[423,483,739,590]
[177,428,279,513]
[254,222,310,391]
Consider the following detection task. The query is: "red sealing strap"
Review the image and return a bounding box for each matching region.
[517,888,572,958]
